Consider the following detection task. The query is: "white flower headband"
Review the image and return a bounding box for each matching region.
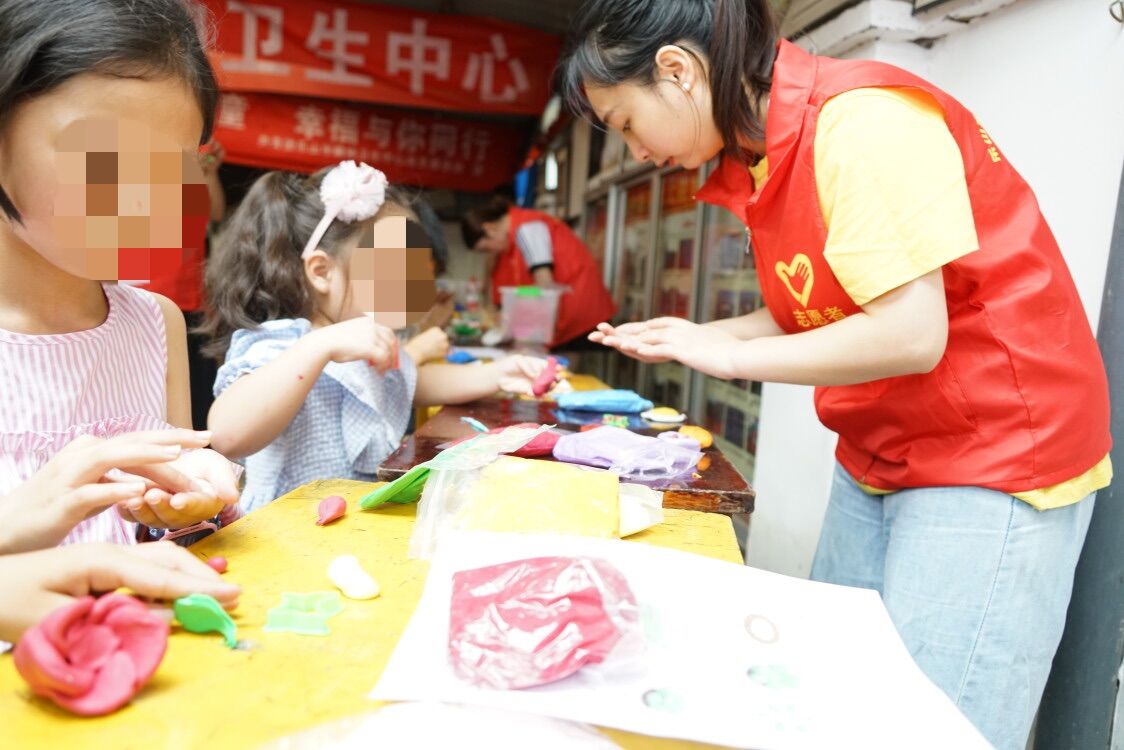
[301,160,389,259]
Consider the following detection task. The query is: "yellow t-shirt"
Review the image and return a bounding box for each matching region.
[751,87,1110,510]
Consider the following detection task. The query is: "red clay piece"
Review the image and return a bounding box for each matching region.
[13,594,168,716]
[532,356,559,397]
[316,495,347,526]
[206,556,228,574]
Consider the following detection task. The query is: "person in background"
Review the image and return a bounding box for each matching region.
[461,195,616,349]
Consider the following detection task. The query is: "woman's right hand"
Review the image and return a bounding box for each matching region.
[0,430,213,554]
[589,321,675,363]
[314,315,399,371]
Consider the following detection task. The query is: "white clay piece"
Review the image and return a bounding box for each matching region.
[327,555,381,600]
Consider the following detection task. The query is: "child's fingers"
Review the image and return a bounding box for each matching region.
[127,543,241,607]
[120,462,199,497]
[66,482,148,516]
[86,547,241,609]
[116,500,162,528]
[146,493,223,528]
[116,429,213,448]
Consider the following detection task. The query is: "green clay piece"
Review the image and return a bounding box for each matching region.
[173,593,238,649]
[359,464,430,509]
[263,591,344,636]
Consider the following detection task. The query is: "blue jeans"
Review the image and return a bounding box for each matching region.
[811,464,1094,750]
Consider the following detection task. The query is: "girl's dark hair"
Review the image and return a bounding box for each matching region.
[557,0,776,161]
[0,0,218,223]
[197,167,415,361]
[412,196,449,276]
[461,195,513,250]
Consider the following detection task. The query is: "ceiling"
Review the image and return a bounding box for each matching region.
[353,0,589,35]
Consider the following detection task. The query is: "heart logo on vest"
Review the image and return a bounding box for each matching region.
[775,254,815,307]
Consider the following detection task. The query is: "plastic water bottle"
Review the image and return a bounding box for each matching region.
[465,277,481,313]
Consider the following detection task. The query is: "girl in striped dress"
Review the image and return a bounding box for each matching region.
[0,0,240,552]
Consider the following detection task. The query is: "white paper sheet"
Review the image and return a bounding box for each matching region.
[371,532,993,750]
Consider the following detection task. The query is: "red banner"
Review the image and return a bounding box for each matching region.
[199,0,560,116]
[214,92,526,190]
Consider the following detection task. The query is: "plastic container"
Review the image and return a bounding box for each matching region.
[499,286,566,344]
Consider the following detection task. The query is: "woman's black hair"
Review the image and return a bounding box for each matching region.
[0,0,219,222]
[460,195,513,250]
[197,167,417,362]
[557,0,777,162]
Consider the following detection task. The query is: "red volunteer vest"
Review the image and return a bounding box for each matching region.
[696,41,1111,492]
[491,207,617,347]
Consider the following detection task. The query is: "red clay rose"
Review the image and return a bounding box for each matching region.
[13,593,169,716]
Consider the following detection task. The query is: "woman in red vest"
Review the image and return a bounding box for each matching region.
[559,1,1111,747]
[461,196,616,348]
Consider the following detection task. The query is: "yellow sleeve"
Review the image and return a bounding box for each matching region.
[814,87,980,306]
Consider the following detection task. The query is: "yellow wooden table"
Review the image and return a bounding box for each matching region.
[0,479,739,749]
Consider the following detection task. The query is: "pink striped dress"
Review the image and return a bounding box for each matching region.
[0,283,171,546]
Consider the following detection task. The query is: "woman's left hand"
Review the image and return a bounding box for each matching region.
[606,317,741,380]
[493,355,548,396]
[114,449,240,529]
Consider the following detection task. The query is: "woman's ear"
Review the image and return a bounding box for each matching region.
[304,249,335,295]
[655,44,697,92]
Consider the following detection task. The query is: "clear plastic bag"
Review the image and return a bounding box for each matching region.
[448,556,641,690]
[410,455,619,559]
[409,426,553,559]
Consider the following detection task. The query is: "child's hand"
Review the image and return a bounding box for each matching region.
[313,315,398,371]
[0,543,241,642]
[0,429,213,554]
[492,355,549,396]
[115,449,240,530]
[407,326,450,363]
[611,317,740,379]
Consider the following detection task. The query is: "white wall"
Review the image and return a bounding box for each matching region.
[746,0,1124,576]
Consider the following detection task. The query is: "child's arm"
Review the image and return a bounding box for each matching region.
[208,316,398,458]
[0,543,240,642]
[154,294,193,429]
[603,269,948,386]
[413,356,547,407]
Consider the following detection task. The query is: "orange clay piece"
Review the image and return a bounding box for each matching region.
[205,557,228,574]
[678,425,714,449]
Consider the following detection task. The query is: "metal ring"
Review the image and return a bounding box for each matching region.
[1111,0,1124,23]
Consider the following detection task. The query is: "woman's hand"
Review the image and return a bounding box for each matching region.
[597,317,740,379]
[0,430,213,554]
[0,543,241,642]
[312,315,399,371]
[114,448,240,530]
